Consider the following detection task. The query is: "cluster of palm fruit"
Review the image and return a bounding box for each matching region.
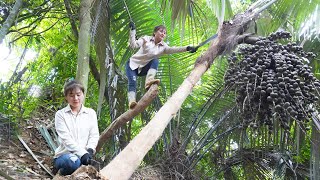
[225,31,319,132]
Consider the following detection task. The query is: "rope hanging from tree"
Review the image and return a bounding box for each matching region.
[122,0,217,51]
[122,0,133,21]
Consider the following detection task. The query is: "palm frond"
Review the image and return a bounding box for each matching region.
[255,0,320,38]
[205,0,233,26]
[299,5,320,41]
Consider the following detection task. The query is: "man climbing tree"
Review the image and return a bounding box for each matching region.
[125,21,197,109]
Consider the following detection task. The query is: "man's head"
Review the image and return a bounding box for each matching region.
[153,25,167,43]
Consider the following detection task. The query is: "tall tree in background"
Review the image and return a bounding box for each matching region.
[76,0,92,97]
[0,0,23,43]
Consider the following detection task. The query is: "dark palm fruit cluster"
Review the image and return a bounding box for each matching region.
[224,31,319,133]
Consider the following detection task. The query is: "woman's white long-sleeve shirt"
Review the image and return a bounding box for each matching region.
[128,29,188,71]
[54,104,99,158]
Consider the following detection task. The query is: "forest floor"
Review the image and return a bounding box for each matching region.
[0,115,53,180]
[0,115,167,180]
[0,111,184,180]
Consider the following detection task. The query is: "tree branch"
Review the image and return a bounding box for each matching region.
[9,18,63,45]
[0,0,23,43]
[64,0,79,39]
[96,84,159,152]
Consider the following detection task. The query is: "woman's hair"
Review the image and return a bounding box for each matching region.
[63,80,84,96]
[153,25,166,36]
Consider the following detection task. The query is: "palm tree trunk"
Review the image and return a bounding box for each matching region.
[100,63,209,179]
[76,0,92,98]
[310,111,320,178]
[0,0,23,43]
[311,122,320,179]
[94,0,108,119]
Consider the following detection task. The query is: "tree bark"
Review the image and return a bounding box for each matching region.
[93,0,108,119]
[310,113,320,180]
[100,5,266,179]
[0,0,23,44]
[64,0,79,39]
[96,84,159,152]
[89,56,100,84]
[76,0,92,98]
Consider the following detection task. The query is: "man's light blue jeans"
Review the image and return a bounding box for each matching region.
[125,59,159,92]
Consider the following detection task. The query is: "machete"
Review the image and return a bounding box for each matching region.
[195,33,218,51]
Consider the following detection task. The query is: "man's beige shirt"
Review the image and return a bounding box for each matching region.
[128,29,188,71]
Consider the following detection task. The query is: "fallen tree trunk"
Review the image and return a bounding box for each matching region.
[96,84,159,152]
[52,165,106,180]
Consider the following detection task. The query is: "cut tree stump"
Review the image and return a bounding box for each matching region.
[52,165,108,180]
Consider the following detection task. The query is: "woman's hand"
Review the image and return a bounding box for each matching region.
[81,153,92,165]
[87,148,94,156]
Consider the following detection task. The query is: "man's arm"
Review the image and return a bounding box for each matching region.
[164,45,197,54]
[128,21,145,49]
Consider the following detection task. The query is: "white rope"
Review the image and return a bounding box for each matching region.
[123,0,132,21]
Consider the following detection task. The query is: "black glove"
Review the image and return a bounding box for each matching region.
[87,148,94,157]
[187,46,197,53]
[80,153,92,165]
[129,21,135,30]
